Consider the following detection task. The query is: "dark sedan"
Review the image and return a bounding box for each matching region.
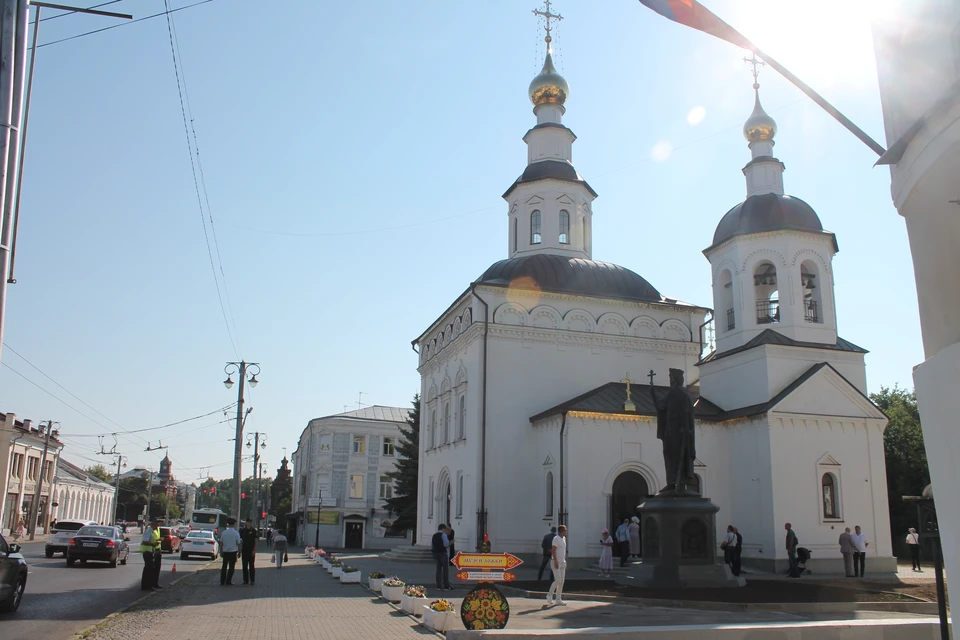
[0,533,27,613]
[66,526,130,568]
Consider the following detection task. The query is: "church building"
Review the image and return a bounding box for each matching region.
[414,15,893,574]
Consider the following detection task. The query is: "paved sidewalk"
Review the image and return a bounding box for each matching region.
[82,547,437,640]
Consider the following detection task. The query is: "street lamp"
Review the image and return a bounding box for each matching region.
[246,432,267,525]
[224,360,260,520]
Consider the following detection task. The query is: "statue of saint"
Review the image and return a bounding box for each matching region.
[650,368,697,494]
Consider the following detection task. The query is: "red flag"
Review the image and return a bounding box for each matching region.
[638,0,752,49]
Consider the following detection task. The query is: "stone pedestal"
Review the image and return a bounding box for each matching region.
[616,494,744,588]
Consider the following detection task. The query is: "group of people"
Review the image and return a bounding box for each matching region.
[837,525,870,577]
[430,524,457,591]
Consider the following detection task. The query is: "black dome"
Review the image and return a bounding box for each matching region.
[477,254,661,303]
[711,193,826,249]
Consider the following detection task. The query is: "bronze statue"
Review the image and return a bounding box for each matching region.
[650,368,697,494]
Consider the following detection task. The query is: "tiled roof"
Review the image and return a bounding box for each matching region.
[698,329,867,364]
[321,405,411,424]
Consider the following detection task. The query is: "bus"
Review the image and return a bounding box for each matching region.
[190,508,229,538]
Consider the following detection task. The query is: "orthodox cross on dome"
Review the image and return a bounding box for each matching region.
[744,51,766,90]
[621,372,637,412]
[532,0,563,43]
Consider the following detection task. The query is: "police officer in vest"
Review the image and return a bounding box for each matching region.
[140,517,163,591]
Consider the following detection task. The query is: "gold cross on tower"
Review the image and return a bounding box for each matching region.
[621,372,636,412]
[532,0,563,42]
[743,52,766,89]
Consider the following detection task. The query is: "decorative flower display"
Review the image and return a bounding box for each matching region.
[369,571,386,579]
[429,599,454,612]
[341,565,359,573]
[382,576,405,587]
[316,548,327,556]
[461,584,510,630]
[331,560,342,567]
[403,584,427,598]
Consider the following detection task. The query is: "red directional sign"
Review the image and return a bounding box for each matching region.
[451,552,523,571]
[456,570,517,582]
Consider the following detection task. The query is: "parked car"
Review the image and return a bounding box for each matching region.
[176,525,191,539]
[46,519,98,558]
[159,527,181,553]
[66,526,130,568]
[0,533,27,613]
[180,529,218,560]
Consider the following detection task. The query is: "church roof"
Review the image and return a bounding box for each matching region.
[529,382,725,423]
[707,193,838,252]
[502,159,597,199]
[478,254,663,304]
[698,328,867,365]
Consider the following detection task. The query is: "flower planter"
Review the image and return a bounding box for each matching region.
[422,607,457,632]
[401,594,430,616]
[320,558,330,569]
[368,577,384,592]
[381,584,404,602]
[332,567,343,578]
[340,571,361,584]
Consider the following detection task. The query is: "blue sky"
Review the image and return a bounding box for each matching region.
[0,0,919,481]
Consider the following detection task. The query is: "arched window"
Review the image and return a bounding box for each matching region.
[429,409,437,449]
[801,260,823,324]
[457,395,466,440]
[530,210,542,244]
[822,473,838,518]
[512,218,518,252]
[719,269,735,331]
[545,471,554,517]
[559,210,570,244]
[443,402,451,444]
[457,473,464,517]
[753,261,779,324]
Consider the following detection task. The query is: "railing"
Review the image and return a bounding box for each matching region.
[726,308,735,331]
[804,300,819,323]
[756,299,780,324]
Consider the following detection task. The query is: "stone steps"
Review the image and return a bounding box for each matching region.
[379,545,435,563]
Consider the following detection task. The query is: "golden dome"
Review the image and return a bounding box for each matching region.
[529,44,568,107]
[743,86,776,143]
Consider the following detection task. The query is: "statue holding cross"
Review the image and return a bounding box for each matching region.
[650,368,698,494]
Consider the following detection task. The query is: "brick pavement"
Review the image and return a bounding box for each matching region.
[82,546,437,640]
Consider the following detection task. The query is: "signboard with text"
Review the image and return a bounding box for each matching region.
[452,552,523,582]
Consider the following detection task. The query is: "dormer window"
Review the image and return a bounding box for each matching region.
[531,210,542,244]
[559,210,570,244]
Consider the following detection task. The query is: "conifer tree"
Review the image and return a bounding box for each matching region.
[385,394,420,536]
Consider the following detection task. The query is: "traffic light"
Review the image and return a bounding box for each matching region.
[210,487,216,495]
[241,492,246,499]
[261,511,267,519]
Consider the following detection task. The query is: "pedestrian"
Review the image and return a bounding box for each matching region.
[721,524,735,567]
[50,518,57,530]
[448,527,457,565]
[266,527,273,545]
[615,518,630,567]
[629,516,640,558]
[219,517,242,585]
[785,522,800,578]
[599,528,614,577]
[431,524,452,591]
[239,518,259,585]
[839,527,855,577]
[272,529,288,569]
[546,525,568,606]
[731,526,743,576]
[140,518,162,591]
[851,525,869,577]
[537,527,556,581]
[906,528,922,571]
[13,517,25,540]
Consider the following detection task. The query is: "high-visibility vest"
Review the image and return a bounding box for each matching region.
[139,526,159,553]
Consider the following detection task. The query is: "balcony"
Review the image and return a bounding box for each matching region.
[804,300,819,323]
[726,308,735,331]
[756,299,780,324]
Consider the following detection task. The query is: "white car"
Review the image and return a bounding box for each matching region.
[45,520,98,558]
[180,530,219,560]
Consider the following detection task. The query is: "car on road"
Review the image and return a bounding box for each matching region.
[46,519,98,558]
[66,526,130,568]
[176,525,191,538]
[0,533,27,613]
[180,529,218,560]
[159,527,181,553]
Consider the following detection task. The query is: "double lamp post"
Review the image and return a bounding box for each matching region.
[224,361,259,521]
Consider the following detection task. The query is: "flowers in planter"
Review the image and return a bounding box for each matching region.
[403,584,427,598]
[316,548,327,556]
[341,565,360,573]
[369,571,386,579]
[382,576,404,587]
[429,599,454,612]
[305,546,315,552]
[331,560,342,567]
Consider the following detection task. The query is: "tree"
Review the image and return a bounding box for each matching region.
[384,394,420,537]
[872,385,929,553]
[86,465,114,483]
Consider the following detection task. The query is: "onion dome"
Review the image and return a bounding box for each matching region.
[710,193,835,251]
[743,83,777,143]
[529,40,569,107]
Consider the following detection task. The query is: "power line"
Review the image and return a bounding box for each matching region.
[0,361,117,432]
[55,407,236,438]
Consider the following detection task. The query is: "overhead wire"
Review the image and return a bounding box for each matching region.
[39,0,125,22]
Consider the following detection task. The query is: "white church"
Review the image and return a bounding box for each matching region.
[413,24,894,575]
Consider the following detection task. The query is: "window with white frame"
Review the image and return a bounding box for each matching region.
[443,402,451,444]
[530,210,542,244]
[379,475,393,500]
[27,457,39,480]
[456,472,463,517]
[352,435,366,454]
[559,209,570,244]
[11,453,23,478]
[457,395,466,440]
[382,437,395,456]
[428,478,435,517]
[349,474,364,499]
[822,473,839,519]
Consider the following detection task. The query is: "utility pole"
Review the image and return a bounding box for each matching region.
[27,419,54,539]
[246,431,266,526]
[145,470,154,524]
[224,361,260,520]
[112,454,126,523]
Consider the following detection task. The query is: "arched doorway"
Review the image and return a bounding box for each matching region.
[611,471,650,536]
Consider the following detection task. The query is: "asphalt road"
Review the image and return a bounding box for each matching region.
[2,539,210,640]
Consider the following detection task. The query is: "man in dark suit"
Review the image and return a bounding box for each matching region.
[538,527,557,581]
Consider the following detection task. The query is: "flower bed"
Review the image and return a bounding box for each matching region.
[423,600,457,632]
[381,577,404,602]
[340,566,361,584]
[401,585,429,616]
[368,571,386,592]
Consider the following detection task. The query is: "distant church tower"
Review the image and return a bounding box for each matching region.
[158,454,173,488]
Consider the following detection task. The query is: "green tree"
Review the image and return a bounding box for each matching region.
[872,385,929,553]
[384,394,420,536]
[86,465,114,483]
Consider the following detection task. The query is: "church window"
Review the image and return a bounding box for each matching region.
[379,475,393,500]
[457,395,466,440]
[559,210,570,244]
[429,409,437,449]
[382,437,395,457]
[801,260,823,324]
[719,269,734,331]
[545,471,554,517]
[753,261,779,324]
[456,472,463,517]
[443,402,451,444]
[352,435,366,454]
[349,474,364,499]
[513,218,518,252]
[530,210,542,244]
[822,473,839,519]
[428,478,435,518]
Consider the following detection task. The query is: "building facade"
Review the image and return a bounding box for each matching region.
[291,406,411,550]
[1,412,63,534]
[52,458,116,525]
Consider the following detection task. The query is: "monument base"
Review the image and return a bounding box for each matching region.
[616,494,744,588]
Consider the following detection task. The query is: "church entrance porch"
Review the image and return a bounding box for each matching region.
[611,471,650,556]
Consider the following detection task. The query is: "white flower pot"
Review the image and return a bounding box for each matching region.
[340,571,361,584]
[401,594,429,616]
[368,577,383,592]
[320,558,330,569]
[381,584,404,602]
[423,607,456,631]
[332,567,343,578]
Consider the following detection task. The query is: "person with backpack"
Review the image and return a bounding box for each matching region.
[431,524,452,590]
